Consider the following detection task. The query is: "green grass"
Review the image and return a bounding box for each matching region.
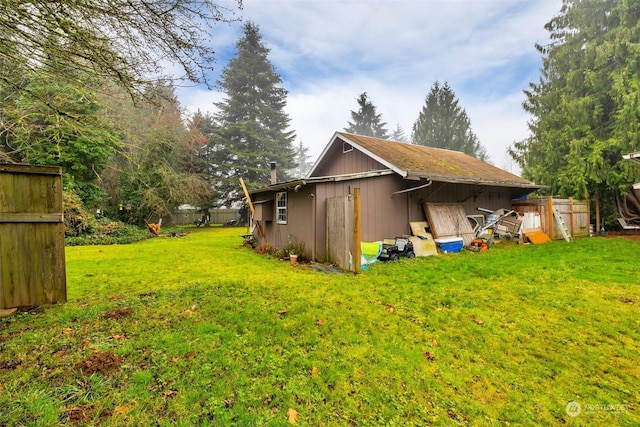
[1,227,639,426]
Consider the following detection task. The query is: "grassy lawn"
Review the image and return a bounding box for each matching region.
[1,226,639,426]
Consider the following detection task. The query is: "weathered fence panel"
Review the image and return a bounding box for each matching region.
[163,209,240,226]
[326,195,353,271]
[512,197,589,240]
[0,164,66,309]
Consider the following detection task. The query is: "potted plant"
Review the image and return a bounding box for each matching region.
[286,234,304,263]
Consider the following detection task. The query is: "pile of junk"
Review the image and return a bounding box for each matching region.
[361,205,552,265]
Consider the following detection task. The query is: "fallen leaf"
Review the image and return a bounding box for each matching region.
[315,319,324,326]
[191,304,198,311]
[424,352,435,361]
[63,327,73,335]
[114,405,129,414]
[278,310,288,316]
[186,351,196,359]
[432,339,438,347]
[111,334,126,341]
[310,366,319,376]
[190,338,200,344]
[172,356,181,363]
[164,390,177,398]
[386,306,395,313]
[617,296,634,305]
[286,407,299,423]
[471,317,485,325]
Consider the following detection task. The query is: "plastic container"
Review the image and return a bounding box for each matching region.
[434,237,464,253]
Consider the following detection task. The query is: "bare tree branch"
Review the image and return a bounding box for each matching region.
[0,0,243,100]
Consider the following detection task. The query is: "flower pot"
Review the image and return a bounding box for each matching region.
[290,254,298,263]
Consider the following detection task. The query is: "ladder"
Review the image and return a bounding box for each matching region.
[553,207,572,242]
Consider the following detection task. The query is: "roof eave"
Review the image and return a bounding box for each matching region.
[406,173,544,189]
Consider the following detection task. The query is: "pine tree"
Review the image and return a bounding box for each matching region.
[344,92,389,139]
[209,22,296,206]
[509,0,640,218]
[389,124,408,143]
[412,82,488,161]
[290,140,314,178]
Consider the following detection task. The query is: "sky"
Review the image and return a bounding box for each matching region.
[176,0,562,174]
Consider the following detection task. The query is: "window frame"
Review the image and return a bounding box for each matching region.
[276,191,287,224]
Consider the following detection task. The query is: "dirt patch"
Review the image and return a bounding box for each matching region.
[102,308,134,320]
[74,351,123,375]
[600,231,640,241]
[0,360,22,373]
[66,405,111,425]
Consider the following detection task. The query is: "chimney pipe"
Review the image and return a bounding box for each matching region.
[270,162,277,185]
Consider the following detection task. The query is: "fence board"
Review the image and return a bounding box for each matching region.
[326,195,352,271]
[513,197,589,239]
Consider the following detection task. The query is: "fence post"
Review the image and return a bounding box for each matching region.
[547,196,554,239]
[353,188,361,274]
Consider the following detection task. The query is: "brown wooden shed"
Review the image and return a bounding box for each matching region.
[248,132,543,269]
[0,163,67,309]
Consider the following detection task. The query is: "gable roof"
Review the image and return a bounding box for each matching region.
[308,132,541,189]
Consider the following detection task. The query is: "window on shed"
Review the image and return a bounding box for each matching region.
[276,192,287,224]
[343,142,353,153]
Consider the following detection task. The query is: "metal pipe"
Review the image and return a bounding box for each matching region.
[391,179,433,196]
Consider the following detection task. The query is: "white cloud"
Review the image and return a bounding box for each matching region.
[177,0,562,175]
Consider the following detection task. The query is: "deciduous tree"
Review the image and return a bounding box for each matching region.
[0,0,243,103]
[0,67,118,206]
[100,83,212,222]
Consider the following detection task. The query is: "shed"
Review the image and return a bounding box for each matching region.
[248,132,543,269]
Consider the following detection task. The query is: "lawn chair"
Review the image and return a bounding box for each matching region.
[617,218,640,232]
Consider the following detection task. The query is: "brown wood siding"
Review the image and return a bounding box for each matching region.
[0,164,66,309]
[313,175,409,261]
[252,177,539,264]
[252,188,316,256]
[407,182,517,223]
[311,141,387,176]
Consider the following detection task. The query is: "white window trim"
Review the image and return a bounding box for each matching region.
[276,192,287,224]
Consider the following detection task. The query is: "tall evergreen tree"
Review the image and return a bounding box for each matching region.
[209,22,296,206]
[344,92,389,139]
[290,140,314,178]
[509,0,640,220]
[390,123,409,143]
[412,81,488,161]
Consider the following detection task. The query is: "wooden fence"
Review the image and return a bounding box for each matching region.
[0,164,67,309]
[162,209,240,226]
[512,197,590,240]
